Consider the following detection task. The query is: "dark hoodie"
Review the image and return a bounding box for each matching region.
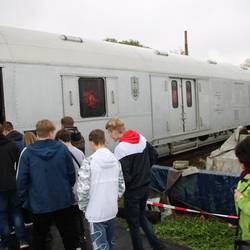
[6,130,24,152]
[0,135,20,192]
[17,139,75,214]
[114,130,158,194]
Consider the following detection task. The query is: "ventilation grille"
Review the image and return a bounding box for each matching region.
[154,50,169,56]
[207,59,218,65]
[60,35,83,43]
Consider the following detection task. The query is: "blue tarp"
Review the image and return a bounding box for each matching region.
[151,165,239,220]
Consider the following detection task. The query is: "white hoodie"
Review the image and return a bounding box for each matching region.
[77,147,125,223]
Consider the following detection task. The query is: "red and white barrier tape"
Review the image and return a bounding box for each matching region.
[147,201,239,220]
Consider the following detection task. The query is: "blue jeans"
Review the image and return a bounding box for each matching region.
[0,191,26,247]
[89,218,116,250]
[124,188,160,250]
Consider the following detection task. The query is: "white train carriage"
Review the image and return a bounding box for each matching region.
[0,26,250,156]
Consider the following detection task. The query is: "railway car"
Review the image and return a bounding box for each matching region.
[0,26,250,156]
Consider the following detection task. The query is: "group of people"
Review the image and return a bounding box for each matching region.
[0,116,163,250]
[1,116,250,250]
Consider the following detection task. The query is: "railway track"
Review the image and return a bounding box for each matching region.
[158,141,225,168]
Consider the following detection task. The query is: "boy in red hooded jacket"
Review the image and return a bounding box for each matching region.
[106,118,161,250]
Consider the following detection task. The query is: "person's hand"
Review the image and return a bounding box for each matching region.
[234,190,243,200]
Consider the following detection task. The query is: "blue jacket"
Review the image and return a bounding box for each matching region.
[17,139,75,214]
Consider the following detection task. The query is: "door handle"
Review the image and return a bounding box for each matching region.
[69,91,73,106]
[166,121,170,132]
[111,90,115,104]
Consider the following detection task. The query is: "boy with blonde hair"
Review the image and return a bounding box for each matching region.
[106,118,161,250]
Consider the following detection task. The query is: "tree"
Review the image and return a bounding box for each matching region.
[104,38,118,43]
[119,39,143,47]
[104,38,144,47]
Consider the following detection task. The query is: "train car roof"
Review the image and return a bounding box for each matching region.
[0,25,250,81]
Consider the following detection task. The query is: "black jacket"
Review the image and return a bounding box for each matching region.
[6,130,24,152]
[0,135,20,192]
[114,130,158,194]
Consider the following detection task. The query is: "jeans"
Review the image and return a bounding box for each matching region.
[32,206,78,250]
[0,190,27,247]
[89,218,116,250]
[124,188,160,250]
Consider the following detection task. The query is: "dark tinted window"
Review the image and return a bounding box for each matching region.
[186,81,192,107]
[78,78,106,118]
[171,80,178,108]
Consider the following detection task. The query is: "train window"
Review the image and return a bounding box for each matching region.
[171,80,178,108]
[78,78,106,118]
[0,68,5,123]
[186,81,192,107]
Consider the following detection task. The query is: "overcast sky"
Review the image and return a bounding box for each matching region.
[0,0,249,65]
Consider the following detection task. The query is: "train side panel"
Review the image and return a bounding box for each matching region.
[2,63,250,155]
[1,63,153,155]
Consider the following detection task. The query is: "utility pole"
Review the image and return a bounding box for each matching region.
[184,30,189,56]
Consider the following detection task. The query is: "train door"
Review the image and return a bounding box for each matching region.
[151,76,183,138]
[182,79,197,132]
[169,78,197,133]
[168,79,184,134]
[0,68,5,123]
[61,75,81,120]
[61,75,118,120]
[151,76,197,139]
[150,76,171,138]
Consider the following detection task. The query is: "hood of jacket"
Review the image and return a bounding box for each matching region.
[119,130,140,144]
[240,170,250,180]
[7,130,23,141]
[65,127,82,141]
[0,135,11,146]
[28,139,63,160]
[92,148,118,169]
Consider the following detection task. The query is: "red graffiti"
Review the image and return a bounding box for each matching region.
[83,90,98,109]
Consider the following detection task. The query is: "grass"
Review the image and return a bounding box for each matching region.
[118,215,236,250]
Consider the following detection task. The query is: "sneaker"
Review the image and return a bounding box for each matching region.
[10,227,15,235]
[19,240,30,249]
[10,230,15,235]
[24,222,33,228]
